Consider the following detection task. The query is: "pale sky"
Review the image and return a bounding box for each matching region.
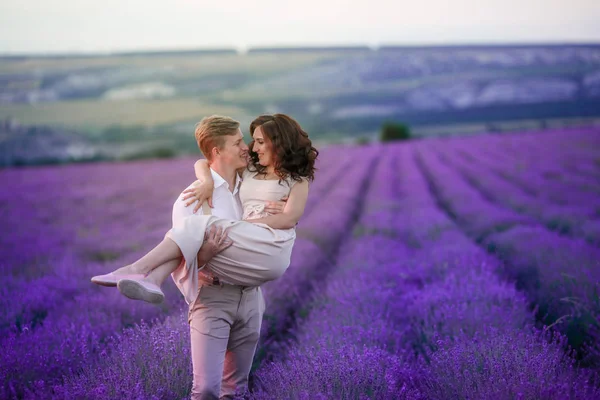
[1,0,599,54]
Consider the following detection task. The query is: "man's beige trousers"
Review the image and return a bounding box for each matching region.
[188,282,265,400]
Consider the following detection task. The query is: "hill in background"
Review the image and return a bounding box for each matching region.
[1,44,600,165]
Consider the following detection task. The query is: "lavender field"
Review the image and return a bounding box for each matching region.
[2,127,600,399]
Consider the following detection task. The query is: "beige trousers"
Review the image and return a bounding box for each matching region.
[188,280,265,400]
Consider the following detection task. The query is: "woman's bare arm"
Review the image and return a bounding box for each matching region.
[182,159,215,211]
[194,159,213,184]
[247,180,309,229]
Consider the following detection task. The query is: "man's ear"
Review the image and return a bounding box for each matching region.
[211,146,220,159]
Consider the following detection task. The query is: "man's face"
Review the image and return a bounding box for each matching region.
[217,129,248,169]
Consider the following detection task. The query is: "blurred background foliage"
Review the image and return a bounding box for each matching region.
[380,122,411,142]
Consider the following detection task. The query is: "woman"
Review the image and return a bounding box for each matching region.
[92,114,317,304]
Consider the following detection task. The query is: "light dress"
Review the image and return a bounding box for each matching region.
[168,168,300,304]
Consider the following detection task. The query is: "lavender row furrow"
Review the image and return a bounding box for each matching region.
[0,158,195,276]
[250,148,421,399]
[459,143,600,210]
[438,146,600,245]
[396,144,597,398]
[377,145,594,398]
[417,143,600,364]
[475,128,600,168]
[300,149,355,218]
[415,145,536,240]
[257,146,380,362]
[458,130,600,197]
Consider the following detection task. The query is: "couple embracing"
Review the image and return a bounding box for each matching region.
[92,114,318,399]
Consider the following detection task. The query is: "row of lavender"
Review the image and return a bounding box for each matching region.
[472,128,600,184]
[414,130,600,365]
[444,128,600,245]
[1,159,196,399]
[250,148,419,399]
[3,146,378,399]
[249,143,598,399]
[439,147,600,245]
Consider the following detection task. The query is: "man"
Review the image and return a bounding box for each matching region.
[147,115,284,399]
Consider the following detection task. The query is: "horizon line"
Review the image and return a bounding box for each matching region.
[2,40,600,58]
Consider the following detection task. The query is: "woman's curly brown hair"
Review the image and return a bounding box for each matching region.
[248,114,318,183]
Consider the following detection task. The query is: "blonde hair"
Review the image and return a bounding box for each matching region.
[194,115,240,161]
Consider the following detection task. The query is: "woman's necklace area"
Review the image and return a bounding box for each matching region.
[258,171,279,180]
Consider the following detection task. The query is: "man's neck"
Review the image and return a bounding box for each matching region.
[210,161,237,192]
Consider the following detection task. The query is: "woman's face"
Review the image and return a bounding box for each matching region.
[252,126,274,167]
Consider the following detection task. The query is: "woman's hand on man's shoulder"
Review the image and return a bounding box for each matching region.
[182,180,214,213]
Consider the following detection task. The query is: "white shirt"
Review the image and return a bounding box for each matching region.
[170,168,242,293]
[172,168,242,225]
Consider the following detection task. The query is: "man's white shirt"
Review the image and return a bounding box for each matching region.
[172,168,243,225]
[170,168,243,289]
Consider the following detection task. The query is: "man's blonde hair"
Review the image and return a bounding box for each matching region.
[195,115,240,161]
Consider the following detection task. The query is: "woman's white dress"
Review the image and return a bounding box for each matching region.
[167,169,300,304]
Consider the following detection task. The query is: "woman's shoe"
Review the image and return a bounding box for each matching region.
[91,272,145,287]
[117,278,165,304]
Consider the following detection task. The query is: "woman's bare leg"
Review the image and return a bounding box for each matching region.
[92,237,183,288]
[113,237,182,276]
[144,258,181,286]
[115,246,183,304]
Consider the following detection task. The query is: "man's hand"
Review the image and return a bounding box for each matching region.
[182,180,214,213]
[197,225,233,267]
[264,196,288,215]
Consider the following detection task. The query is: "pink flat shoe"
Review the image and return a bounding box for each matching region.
[117,278,165,304]
[91,272,145,287]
